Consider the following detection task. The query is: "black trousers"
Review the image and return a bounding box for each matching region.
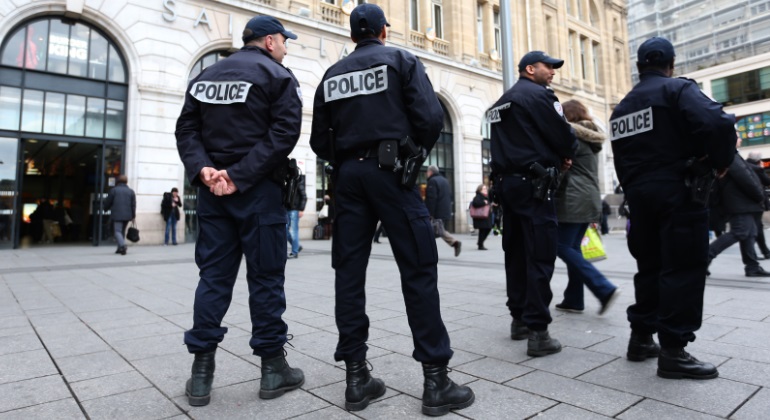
[184,180,289,358]
[332,158,452,364]
[709,212,761,272]
[625,181,708,349]
[500,175,558,331]
[754,213,770,255]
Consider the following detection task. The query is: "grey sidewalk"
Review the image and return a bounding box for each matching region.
[1,232,769,419]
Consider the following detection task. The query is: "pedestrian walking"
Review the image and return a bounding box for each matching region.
[488,50,577,357]
[286,174,307,258]
[610,37,736,379]
[553,99,620,315]
[102,175,135,255]
[309,4,473,415]
[161,187,182,246]
[470,184,492,250]
[175,14,304,406]
[426,165,462,256]
[708,144,770,277]
[745,152,770,259]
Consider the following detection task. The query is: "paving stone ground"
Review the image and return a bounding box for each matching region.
[1,230,769,419]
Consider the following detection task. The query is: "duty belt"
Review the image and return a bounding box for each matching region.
[341,144,379,160]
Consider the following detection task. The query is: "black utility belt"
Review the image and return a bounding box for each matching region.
[342,138,427,189]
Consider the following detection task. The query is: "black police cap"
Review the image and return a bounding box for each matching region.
[243,16,298,44]
[350,4,391,38]
[517,51,564,72]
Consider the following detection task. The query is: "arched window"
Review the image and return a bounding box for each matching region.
[188,50,230,81]
[0,18,128,139]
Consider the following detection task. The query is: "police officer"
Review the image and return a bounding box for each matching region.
[309,4,473,416]
[175,15,304,406]
[488,51,576,357]
[610,37,735,379]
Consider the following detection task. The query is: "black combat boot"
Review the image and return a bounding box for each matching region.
[259,353,305,399]
[526,330,562,357]
[344,361,386,411]
[421,363,475,416]
[657,347,718,379]
[510,319,529,340]
[185,350,216,406]
[626,331,660,361]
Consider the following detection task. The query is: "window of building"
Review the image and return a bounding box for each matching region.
[410,0,420,31]
[580,36,587,80]
[188,50,230,81]
[0,17,127,139]
[712,66,770,106]
[566,0,572,16]
[493,9,501,54]
[568,31,576,78]
[592,41,601,84]
[737,111,770,146]
[2,18,125,83]
[324,0,335,4]
[433,2,444,39]
[576,0,584,21]
[477,3,484,52]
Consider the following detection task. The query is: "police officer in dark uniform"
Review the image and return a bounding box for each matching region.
[610,37,735,379]
[175,15,304,406]
[488,51,576,358]
[309,4,473,416]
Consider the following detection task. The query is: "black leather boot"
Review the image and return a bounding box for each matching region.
[626,331,660,361]
[527,330,562,357]
[185,350,216,406]
[421,363,474,416]
[259,354,305,399]
[344,361,386,411]
[657,348,718,379]
[510,319,529,341]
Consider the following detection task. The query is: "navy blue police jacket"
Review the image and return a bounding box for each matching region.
[175,46,302,193]
[488,78,576,174]
[610,70,735,188]
[309,38,443,160]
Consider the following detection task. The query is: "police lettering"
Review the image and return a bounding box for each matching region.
[610,107,653,141]
[324,65,388,102]
[486,102,511,124]
[190,81,252,104]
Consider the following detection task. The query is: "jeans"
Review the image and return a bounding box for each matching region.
[557,222,616,309]
[286,210,300,254]
[164,213,178,245]
[709,212,760,272]
[113,221,127,247]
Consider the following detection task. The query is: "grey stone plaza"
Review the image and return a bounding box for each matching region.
[1,231,769,419]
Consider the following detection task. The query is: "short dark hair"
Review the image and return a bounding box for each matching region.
[171,187,178,193]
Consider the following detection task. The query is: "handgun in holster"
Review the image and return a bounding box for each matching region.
[282,159,301,208]
[529,162,559,201]
[684,157,716,206]
[399,136,428,189]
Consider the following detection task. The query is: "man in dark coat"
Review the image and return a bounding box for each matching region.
[709,148,770,277]
[745,152,770,259]
[102,174,136,255]
[426,165,461,257]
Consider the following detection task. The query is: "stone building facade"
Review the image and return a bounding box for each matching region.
[0,0,629,249]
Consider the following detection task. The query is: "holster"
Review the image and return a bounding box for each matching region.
[684,157,716,206]
[529,163,558,201]
[399,136,427,189]
[269,158,301,208]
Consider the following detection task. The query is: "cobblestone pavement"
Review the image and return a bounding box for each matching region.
[1,231,769,419]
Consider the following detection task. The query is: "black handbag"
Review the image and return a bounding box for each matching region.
[126,222,140,243]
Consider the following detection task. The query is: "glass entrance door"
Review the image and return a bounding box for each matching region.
[0,137,18,249]
[19,139,102,247]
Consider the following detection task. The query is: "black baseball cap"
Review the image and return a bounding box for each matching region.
[517,51,564,72]
[637,37,675,65]
[242,16,297,44]
[350,4,391,38]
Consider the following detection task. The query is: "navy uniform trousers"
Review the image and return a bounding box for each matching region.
[332,158,453,363]
[625,181,708,349]
[184,179,289,358]
[500,175,558,331]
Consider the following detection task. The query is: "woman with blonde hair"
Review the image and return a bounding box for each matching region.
[554,100,620,315]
